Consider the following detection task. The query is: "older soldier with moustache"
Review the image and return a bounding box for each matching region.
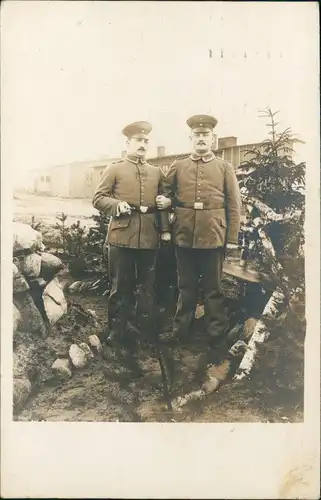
[93,121,171,346]
[156,114,241,361]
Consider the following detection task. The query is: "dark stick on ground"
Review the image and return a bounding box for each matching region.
[147,285,173,412]
[155,343,173,411]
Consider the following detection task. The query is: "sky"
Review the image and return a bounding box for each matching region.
[1,1,319,182]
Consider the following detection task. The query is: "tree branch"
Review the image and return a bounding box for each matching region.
[240,189,301,222]
[251,216,291,291]
[233,285,286,380]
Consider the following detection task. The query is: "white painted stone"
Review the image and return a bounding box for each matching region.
[43,277,67,325]
[79,343,94,359]
[88,334,102,353]
[69,344,88,369]
[195,304,205,319]
[68,281,83,293]
[21,253,42,278]
[51,358,72,379]
[13,222,42,254]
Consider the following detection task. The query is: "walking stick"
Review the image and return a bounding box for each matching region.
[147,293,173,412]
[155,336,173,412]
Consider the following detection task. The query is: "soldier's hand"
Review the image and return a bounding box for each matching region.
[116,201,132,216]
[161,231,171,242]
[156,195,171,210]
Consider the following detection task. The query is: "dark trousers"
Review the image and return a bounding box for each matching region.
[173,246,226,339]
[108,245,157,335]
[155,246,178,309]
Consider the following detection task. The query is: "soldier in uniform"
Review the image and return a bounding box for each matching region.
[156,114,241,358]
[93,121,171,345]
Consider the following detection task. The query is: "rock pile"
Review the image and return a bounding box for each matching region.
[13,222,68,412]
[13,222,67,332]
[13,222,104,414]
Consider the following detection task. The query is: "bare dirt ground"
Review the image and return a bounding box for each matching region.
[13,193,305,423]
[16,291,304,423]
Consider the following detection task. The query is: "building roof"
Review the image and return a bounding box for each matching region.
[30,155,114,173]
[147,140,264,162]
[30,137,280,174]
[90,157,120,169]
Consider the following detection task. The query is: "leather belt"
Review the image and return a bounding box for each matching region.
[173,200,224,211]
[129,204,157,214]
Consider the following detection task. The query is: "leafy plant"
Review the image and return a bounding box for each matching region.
[55,212,69,254]
[81,211,110,281]
[86,211,110,255]
[65,220,87,257]
[240,108,305,212]
[239,108,305,292]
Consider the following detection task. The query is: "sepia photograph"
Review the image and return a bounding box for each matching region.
[9,2,309,424]
[1,1,320,498]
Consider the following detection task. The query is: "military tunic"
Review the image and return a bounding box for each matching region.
[93,156,170,249]
[163,153,241,248]
[92,154,170,336]
[162,151,241,340]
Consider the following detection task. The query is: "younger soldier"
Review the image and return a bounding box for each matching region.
[93,121,171,345]
[156,114,241,360]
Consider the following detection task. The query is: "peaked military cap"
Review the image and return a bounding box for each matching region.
[122,121,152,138]
[187,114,218,131]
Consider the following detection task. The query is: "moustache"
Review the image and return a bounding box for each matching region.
[197,142,206,145]
[138,148,146,152]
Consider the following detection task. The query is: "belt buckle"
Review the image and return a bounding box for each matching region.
[194,202,204,210]
[140,205,148,213]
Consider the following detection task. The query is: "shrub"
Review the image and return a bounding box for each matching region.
[239,108,305,294]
